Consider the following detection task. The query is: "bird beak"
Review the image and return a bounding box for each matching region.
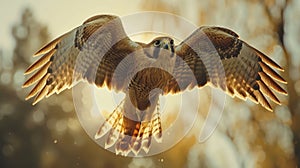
[163,44,169,50]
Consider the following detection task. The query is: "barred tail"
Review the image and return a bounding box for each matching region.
[94,100,162,156]
[94,100,125,140]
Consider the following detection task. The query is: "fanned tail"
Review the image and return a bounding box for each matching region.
[139,110,162,154]
[94,100,125,140]
[94,100,162,156]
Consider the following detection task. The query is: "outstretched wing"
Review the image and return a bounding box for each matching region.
[23,15,140,105]
[165,26,287,111]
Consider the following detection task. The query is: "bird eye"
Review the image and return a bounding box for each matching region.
[154,40,160,47]
[170,39,174,45]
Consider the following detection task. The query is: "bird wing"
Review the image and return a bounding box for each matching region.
[165,26,287,111]
[23,15,141,105]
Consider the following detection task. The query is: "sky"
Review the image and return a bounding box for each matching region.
[0,0,143,51]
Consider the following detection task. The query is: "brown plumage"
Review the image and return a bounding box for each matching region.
[23,15,287,156]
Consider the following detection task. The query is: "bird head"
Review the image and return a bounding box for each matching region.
[144,37,175,59]
[151,37,175,52]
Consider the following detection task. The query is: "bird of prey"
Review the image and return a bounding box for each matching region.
[23,14,287,156]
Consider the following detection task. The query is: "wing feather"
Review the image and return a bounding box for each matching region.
[23,61,51,88]
[258,61,286,83]
[254,90,272,111]
[169,26,287,111]
[257,80,280,104]
[255,47,284,71]
[34,85,50,104]
[258,71,287,94]
[23,15,140,105]
[26,74,50,101]
[25,49,56,74]
[34,34,66,56]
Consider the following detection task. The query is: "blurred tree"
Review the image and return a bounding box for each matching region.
[261,0,300,166]
[0,7,50,168]
[11,8,49,69]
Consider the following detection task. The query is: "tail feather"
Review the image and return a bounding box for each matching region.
[131,122,148,155]
[115,134,131,156]
[151,109,162,143]
[115,116,141,156]
[141,122,153,154]
[95,100,163,156]
[105,114,123,149]
[95,101,124,139]
[141,107,162,153]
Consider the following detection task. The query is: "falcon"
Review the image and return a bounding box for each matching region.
[22,14,287,156]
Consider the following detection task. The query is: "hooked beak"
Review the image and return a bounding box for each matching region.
[163,44,169,50]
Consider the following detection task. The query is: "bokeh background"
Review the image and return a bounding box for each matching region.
[0,0,300,167]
